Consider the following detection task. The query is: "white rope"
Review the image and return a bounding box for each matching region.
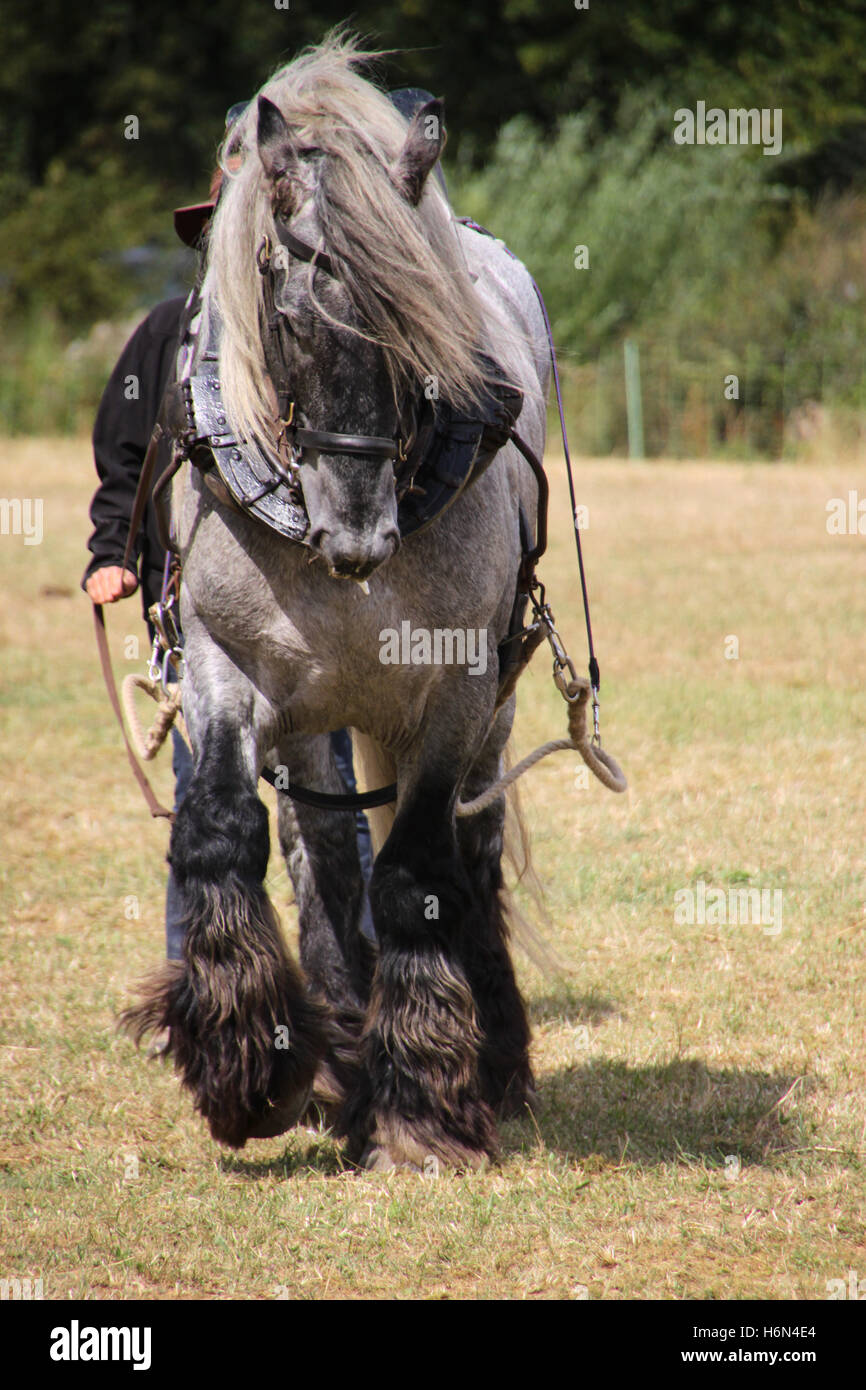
[456,739,574,816]
[118,671,625,814]
[456,676,626,816]
[121,674,186,762]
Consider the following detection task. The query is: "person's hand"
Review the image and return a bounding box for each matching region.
[85,566,139,604]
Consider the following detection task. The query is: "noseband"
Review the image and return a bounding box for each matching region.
[256,223,415,479]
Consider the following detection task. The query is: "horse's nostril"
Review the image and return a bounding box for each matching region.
[332,556,362,576]
[309,527,328,551]
[317,528,399,580]
[326,544,369,577]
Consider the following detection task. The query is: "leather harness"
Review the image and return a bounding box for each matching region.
[94,217,555,818]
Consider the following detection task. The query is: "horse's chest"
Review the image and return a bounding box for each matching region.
[195,587,430,714]
[182,504,501,734]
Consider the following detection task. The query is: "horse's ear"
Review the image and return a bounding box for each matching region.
[389,98,446,206]
[257,95,293,181]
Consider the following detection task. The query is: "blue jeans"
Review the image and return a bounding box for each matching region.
[329,728,376,942]
[164,726,375,957]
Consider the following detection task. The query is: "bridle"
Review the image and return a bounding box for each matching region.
[255,220,422,495]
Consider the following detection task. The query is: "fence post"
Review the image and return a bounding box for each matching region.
[624,337,645,459]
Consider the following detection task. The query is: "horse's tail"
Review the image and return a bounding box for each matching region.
[350,730,396,857]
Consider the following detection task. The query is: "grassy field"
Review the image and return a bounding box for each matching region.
[1,438,864,1301]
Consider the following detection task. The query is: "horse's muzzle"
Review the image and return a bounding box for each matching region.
[312,526,400,581]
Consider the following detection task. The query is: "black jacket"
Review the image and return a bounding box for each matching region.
[82,296,186,617]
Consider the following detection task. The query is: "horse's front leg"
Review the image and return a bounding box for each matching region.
[121,624,327,1148]
[274,732,375,1123]
[342,742,500,1172]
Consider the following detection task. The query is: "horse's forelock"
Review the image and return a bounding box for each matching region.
[204,32,505,445]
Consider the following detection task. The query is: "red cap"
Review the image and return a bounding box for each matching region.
[173,167,223,248]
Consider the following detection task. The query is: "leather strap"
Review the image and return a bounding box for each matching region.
[508,427,549,576]
[287,425,399,459]
[121,422,165,577]
[260,765,397,809]
[273,222,335,278]
[96,370,188,822]
[151,448,186,554]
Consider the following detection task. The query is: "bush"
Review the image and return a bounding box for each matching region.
[449,106,866,457]
[0,159,194,434]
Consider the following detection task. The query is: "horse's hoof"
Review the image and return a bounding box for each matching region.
[359,1145,422,1174]
[353,1116,494,1174]
[297,1060,345,1130]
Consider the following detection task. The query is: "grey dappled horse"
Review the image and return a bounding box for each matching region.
[124,37,550,1170]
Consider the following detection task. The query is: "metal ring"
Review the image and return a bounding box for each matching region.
[161,647,184,693]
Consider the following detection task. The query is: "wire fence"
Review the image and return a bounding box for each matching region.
[557,339,866,461]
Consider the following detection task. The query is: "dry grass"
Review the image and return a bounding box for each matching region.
[1,438,864,1300]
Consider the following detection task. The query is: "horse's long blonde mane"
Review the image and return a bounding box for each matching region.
[203,30,499,445]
